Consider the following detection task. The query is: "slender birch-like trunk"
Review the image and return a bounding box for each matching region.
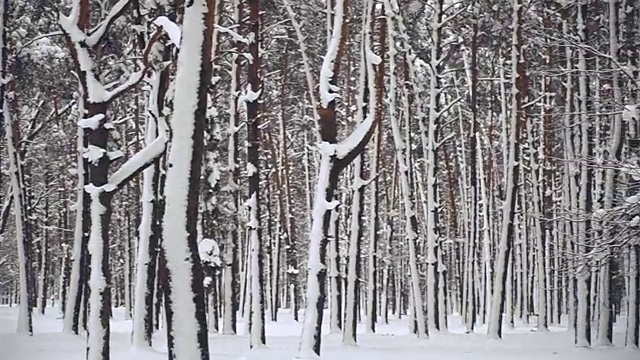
[425,0,444,332]
[3,57,33,335]
[595,0,623,346]
[366,3,386,333]
[487,0,526,338]
[343,4,378,342]
[222,0,242,336]
[525,113,547,331]
[575,0,593,347]
[385,0,427,338]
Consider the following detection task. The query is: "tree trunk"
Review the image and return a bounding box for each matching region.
[386,1,427,338]
[575,0,593,347]
[246,0,266,348]
[222,0,242,336]
[3,79,33,335]
[425,0,444,332]
[160,1,215,358]
[37,195,50,315]
[487,0,526,339]
[132,57,169,347]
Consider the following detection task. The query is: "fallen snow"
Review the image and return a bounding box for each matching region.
[0,306,633,360]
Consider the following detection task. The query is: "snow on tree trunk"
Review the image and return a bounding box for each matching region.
[278,52,299,323]
[343,5,375,343]
[298,0,349,355]
[479,135,492,324]
[328,207,342,334]
[59,243,70,314]
[246,0,266,348]
[282,0,320,135]
[133,67,168,348]
[37,195,49,315]
[487,0,526,339]
[160,0,215,358]
[84,187,112,360]
[3,84,33,336]
[297,153,339,358]
[222,0,242,336]
[594,0,622,347]
[461,8,480,332]
[64,118,89,335]
[366,5,386,332]
[424,0,444,332]
[297,0,380,355]
[525,113,547,332]
[343,151,364,345]
[626,246,640,348]
[385,0,427,339]
[575,0,593,347]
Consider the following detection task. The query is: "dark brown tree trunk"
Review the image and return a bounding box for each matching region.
[246,0,266,347]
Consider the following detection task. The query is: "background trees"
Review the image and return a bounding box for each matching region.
[0,0,639,358]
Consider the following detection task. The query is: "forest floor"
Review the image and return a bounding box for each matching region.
[0,305,636,359]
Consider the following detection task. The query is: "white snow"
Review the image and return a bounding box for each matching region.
[198,238,221,267]
[132,71,163,348]
[84,188,108,360]
[246,162,258,177]
[160,0,210,358]
[240,86,261,103]
[626,194,640,204]
[318,0,345,107]
[83,145,106,165]
[0,306,633,360]
[85,0,129,46]
[77,114,105,129]
[3,100,30,334]
[154,16,182,48]
[623,104,639,122]
[215,24,249,44]
[64,121,86,333]
[298,153,333,358]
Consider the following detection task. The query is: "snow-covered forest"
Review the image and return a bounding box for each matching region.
[0,0,639,359]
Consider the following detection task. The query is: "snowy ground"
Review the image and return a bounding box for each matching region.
[0,305,636,360]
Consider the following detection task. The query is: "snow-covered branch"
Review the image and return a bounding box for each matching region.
[155,16,182,48]
[319,0,345,107]
[106,117,169,192]
[86,0,131,47]
[215,24,248,44]
[282,0,320,136]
